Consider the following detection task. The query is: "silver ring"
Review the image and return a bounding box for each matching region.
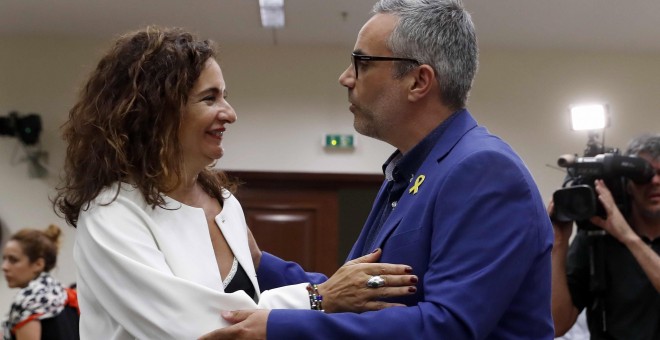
[366,275,386,288]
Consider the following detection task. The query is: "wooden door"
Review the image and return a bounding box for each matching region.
[228,171,383,277]
[238,188,338,276]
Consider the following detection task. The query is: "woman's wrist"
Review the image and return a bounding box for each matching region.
[306,283,324,312]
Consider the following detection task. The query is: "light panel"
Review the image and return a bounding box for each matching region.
[570,104,608,131]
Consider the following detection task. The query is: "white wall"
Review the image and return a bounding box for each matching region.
[472,49,660,199]
[1,36,659,307]
[218,44,395,173]
[1,37,106,307]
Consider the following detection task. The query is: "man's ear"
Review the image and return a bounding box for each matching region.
[407,64,436,102]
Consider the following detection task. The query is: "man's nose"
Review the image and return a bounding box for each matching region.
[339,65,355,88]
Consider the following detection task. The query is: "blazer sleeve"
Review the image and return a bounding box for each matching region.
[257,252,329,291]
[266,149,553,339]
[75,194,309,339]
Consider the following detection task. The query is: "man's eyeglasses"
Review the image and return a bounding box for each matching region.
[351,52,420,79]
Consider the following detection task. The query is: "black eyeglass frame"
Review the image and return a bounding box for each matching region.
[351,52,420,79]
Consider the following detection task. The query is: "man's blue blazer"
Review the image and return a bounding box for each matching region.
[257,110,554,339]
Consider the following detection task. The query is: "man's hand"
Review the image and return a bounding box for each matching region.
[198,309,269,340]
[317,248,417,313]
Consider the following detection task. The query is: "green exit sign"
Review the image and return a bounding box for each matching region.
[324,134,355,149]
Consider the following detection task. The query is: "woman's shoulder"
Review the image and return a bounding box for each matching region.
[94,182,143,202]
[86,182,151,210]
[77,182,154,226]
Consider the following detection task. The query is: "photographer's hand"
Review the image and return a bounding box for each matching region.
[548,200,573,248]
[590,179,636,242]
[591,179,660,292]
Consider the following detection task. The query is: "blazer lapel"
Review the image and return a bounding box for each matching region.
[215,214,260,298]
[363,110,479,252]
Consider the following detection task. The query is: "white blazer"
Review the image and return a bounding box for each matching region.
[74,183,309,339]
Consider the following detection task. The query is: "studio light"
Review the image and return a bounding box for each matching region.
[570,104,609,131]
[568,103,611,156]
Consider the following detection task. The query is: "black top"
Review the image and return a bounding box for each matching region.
[7,305,79,340]
[224,261,257,302]
[217,196,256,301]
[39,305,80,340]
[566,231,660,339]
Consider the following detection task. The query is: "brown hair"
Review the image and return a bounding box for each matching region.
[11,224,61,272]
[53,26,236,227]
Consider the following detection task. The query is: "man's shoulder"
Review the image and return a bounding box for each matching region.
[431,127,521,169]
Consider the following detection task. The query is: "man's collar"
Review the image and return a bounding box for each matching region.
[381,109,467,182]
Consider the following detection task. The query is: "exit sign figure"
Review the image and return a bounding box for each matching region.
[323,134,355,149]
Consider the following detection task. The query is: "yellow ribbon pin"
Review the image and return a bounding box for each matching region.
[408,175,426,195]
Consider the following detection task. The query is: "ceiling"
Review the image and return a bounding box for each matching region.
[1,0,659,52]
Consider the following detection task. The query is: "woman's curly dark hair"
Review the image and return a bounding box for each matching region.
[53,26,236,227]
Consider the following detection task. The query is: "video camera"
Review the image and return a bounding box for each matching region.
[552,148,654,230]
[0,111,42,145]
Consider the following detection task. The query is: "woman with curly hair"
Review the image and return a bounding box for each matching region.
[2,225,79,340]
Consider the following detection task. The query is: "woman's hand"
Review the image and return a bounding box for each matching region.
[317,248,418,313]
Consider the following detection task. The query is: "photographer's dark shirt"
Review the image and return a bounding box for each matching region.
[566,231,660,339]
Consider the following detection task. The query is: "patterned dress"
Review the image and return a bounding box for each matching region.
[2,272,76,340]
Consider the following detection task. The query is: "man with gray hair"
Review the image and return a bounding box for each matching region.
[202,0,554,338]
[552,133,660,339]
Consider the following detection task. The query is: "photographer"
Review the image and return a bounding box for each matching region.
[551,133,660,339]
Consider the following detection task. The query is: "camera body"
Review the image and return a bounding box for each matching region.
[553,151,654,230]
